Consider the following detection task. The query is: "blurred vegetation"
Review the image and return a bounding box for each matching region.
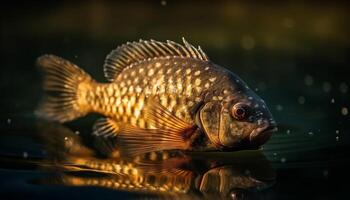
[2,1,349,49]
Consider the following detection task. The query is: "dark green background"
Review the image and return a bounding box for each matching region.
[1,1,349,199]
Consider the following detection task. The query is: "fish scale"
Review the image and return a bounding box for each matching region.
[85,57,216,129]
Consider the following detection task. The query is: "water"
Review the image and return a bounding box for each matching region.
[1,1,349,199]
[1,122,277,199]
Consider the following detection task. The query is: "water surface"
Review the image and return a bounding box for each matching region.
[1,1,349,199]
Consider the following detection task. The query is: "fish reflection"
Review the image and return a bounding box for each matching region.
[36,122,275,199]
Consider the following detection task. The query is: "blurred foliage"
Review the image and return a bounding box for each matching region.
[1,1,350,50]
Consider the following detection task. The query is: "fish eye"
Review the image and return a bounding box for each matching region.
[232,103,250,120]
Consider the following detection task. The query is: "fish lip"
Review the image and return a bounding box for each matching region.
[249,124,277,145]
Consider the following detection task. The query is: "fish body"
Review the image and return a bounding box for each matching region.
[87,57,217,127]
[37,38,276,155]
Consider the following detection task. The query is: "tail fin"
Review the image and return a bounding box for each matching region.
[36,55,93,123]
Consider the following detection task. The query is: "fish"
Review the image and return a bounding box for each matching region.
[36,38,277,156]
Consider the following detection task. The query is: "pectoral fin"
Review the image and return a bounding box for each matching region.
[144,98,194,133]
[117,101,197,156]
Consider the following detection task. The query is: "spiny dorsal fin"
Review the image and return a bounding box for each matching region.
[103,38,209,81]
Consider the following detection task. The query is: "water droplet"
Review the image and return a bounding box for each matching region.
[322,82,332,93]
[273,152,278,156]
[308,131,314,136]
[298,96,305,104]
[335,130,339,134]
[255,88,259,92]
[276,104,283,111]
[74,55,78,58]
[323,170,329,177]
[331,98,335,103]
[281,157,286,163]
[23,152,28,158]
[339,82,348,93]
[341,107,348,116]
[335,136,339,142]
[286,129,291,134]
[7,118,11,124]
[241,35,255,50]
[75,131,80,135]
[160,0,167,6]
[304,75,314,86]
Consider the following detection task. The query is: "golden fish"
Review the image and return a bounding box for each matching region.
[36,38,277,156]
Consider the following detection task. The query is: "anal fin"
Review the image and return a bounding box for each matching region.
[144,98,194,133]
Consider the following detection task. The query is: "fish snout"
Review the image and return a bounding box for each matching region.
[249,120,277,146]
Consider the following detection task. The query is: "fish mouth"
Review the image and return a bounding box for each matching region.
[249,124,277,146]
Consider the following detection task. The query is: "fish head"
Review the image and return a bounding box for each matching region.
[224,91,277,149]
[198,84,276,150]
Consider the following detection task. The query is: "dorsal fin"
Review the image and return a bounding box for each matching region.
[103,38,209,81]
